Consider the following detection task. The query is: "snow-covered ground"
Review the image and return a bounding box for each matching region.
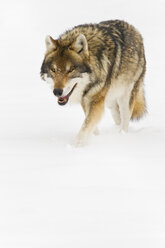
[0,0,165,247]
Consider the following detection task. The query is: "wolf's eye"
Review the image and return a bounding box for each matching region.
[51,68,56,73]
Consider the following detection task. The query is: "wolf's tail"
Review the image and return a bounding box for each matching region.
[131,86,147,120]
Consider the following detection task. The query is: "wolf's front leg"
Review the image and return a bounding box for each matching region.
[76,98,105,146]
[81,102,100,136]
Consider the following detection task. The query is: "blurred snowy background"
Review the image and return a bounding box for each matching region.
[0,0,165,247]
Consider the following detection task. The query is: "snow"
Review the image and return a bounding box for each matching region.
[0,0,165,247]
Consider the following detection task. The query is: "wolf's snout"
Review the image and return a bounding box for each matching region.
[53,88,63,97]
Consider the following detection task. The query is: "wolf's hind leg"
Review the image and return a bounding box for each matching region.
[118,95,131,132]
[110,101,121,125]
[77,98,104,145]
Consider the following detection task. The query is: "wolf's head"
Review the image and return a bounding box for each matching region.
[40,34,91,105]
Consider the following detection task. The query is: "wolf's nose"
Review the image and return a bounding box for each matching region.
[53,88,63,97]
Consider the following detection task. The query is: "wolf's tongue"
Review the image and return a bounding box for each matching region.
[58,96,68,105]
[58,96,67,101]
[57,83,77,106]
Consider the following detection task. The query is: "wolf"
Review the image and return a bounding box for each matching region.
[40,20,146,145]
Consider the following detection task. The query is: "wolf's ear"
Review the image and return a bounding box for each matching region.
[71,34,88,54]
[45,35,57,51]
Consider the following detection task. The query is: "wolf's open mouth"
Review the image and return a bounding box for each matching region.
[58,83,77,106]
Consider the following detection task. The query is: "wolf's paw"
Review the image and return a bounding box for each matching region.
[119,129,127,135]
[75,138,87,147]
[74,132,88,147]
[119,126,129,134]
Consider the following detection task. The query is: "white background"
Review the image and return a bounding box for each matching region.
[0,0,165,247]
